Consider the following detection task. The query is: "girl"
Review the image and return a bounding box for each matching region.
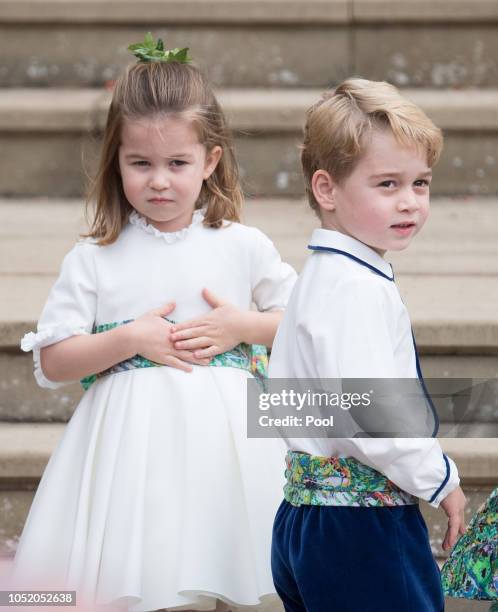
[12,37,296,611]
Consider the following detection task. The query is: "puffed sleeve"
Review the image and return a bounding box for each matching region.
[309,277,460,507]
[249,228,297,312]
[20,241,97,389]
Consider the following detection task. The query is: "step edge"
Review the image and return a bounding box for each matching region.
[0,0,350,24]
[3,320,498,351]
[0,89,498,132]
[0,424,496,481]
[1,0,498,24]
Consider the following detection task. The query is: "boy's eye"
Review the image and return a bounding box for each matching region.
[414,179,430,187]
[378,180,396,188]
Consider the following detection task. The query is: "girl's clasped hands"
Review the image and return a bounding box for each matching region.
[131,288,245,373]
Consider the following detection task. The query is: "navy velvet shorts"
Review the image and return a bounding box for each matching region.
[271,501,444,612]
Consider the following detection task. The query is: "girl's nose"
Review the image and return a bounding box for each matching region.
[149,171,171,190]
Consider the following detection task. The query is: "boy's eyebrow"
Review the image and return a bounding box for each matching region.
[370,170,433,179]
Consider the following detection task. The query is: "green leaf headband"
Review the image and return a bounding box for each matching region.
[128,32,191,64]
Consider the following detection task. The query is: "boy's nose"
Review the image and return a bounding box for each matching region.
[398,191,420,211]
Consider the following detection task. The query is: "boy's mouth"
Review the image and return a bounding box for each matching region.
[390,221,416,235]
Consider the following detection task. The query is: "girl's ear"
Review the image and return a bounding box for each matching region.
[203,145,223,179]
[311,169,336,212]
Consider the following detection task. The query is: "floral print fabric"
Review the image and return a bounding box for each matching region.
[80,318,267,390]
[284,450,418,507]
[441,487,497,602]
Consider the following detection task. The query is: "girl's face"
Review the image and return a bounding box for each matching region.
[118,116,221,233]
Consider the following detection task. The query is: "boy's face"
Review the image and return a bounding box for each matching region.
[318,129,432,256]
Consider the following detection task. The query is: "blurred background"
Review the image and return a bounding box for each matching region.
[0,1,497,609]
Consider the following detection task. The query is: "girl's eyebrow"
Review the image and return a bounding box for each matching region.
[124,153,148,159]
[124,152,192,159]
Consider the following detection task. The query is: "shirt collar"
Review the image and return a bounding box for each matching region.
[308,229,394,281]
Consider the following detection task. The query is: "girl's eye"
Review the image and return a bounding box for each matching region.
[378,180,396,188]
[414,179,430,187]
[170,160,187,167]
[132,160,150,167]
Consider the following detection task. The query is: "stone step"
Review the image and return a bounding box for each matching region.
[0,88,497,198]
[1,197,498,422]
[1,197,498,335]
[4,354,498,423]
[0,1,497,89]
[0,422,496,562]
[1,197,498,327]
[0,560,491,612]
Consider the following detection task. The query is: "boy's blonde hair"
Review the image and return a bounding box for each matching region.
[85,61,243,245]
[301,78,443,213]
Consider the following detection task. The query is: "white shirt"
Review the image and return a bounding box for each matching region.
[269,228,459,507]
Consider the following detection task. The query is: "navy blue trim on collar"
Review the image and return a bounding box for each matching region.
[308,245,394,281]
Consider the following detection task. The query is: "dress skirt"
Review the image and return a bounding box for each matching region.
[10,366,285,611]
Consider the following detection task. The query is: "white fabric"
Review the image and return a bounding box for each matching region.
[269,228,460,508]
[13,213,296,611]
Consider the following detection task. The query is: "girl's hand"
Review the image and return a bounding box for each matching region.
[440,486,467,551]
[170,289,247,360]
[129,302,211,372]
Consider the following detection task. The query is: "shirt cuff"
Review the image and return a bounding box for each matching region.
[428,454,460,508]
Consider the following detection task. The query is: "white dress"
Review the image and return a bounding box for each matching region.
[12,210,297,612]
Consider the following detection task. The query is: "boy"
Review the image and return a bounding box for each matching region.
[268,79,467,611]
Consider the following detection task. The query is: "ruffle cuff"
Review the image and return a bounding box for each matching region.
[20,325,89,389]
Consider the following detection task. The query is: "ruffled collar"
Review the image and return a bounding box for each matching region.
[128,209,204,244]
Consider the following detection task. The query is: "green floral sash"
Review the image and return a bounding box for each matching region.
[80,319,268,390]
[284,450,418,507]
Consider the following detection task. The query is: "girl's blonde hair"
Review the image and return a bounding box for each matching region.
[301,78,444,214]
[85,61,243,245]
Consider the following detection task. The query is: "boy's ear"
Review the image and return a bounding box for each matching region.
[311,169,336,211]
[203,145,223,179]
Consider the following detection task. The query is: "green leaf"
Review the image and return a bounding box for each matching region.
[144,32,155,49]
[127,34,191,64]
[173,48,190,63]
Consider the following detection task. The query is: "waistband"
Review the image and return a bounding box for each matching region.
[80,318,267,390]
[284,451,418,507]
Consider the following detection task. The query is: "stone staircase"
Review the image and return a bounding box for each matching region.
[0,1,497,610]
[0,88,498,198]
